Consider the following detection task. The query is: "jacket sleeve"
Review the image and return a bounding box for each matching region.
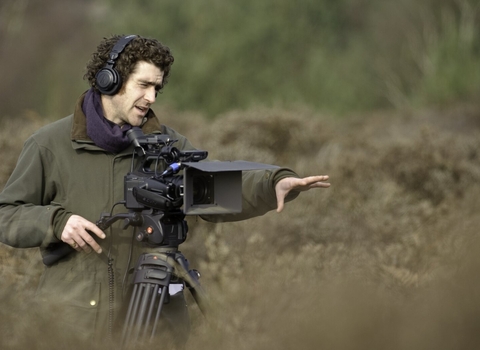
[0,136,66,248]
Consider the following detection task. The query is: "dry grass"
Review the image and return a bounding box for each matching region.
[2,104,480,349]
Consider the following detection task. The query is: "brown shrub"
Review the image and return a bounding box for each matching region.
[2,105,480,349]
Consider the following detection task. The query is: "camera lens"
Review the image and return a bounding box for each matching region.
[192,175,214,204]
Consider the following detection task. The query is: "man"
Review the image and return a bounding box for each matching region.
[0,35,330,346]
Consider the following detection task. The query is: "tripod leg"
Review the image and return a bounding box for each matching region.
[122,283,139,343]
[132,282,155,342]
[141,284,160,338]
[150,285,169,341]
[173,253,210,316]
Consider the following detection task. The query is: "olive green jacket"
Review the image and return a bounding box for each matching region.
[0,94,298,339]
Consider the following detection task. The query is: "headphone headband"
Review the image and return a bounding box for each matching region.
[104,35,137,68]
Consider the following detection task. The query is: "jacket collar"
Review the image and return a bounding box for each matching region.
[71,91,163,143]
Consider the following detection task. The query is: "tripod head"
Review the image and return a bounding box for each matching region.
[95,208,188,248]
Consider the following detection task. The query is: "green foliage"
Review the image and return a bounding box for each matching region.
[365,0,480,110]
[1,0,479,118]
[95,0,480,117]
[97,0,377,116]
[415,3,480,106]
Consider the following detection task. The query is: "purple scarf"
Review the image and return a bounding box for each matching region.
[82,88,132,153]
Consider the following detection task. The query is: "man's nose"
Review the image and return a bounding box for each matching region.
[145,87,156,103]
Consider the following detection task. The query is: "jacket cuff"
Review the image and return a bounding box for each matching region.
[51,208,73,241]
[272,168,298,186]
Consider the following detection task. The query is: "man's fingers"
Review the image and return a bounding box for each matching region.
[302,175,330,186]
[308,181,331,189]
[300,175,329,184]
[80,229,102,254]
[84,223,106,239]
[69,240,81,251]
[295,176,330,191]
[81,222,105,254]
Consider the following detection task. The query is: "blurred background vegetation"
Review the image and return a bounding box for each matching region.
[2,0,480,349]
[1,0,479,119]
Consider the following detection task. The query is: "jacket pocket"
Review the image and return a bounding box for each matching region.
[34,276,100,340]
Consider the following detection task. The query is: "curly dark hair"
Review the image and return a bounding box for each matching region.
[84,34,174,93]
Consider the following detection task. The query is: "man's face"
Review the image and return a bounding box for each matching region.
[102,61,164,126]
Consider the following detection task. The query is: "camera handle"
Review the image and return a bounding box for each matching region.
[42,212,143,266]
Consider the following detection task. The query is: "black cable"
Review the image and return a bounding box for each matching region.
[104,200,125,339]
[107,253,115,339]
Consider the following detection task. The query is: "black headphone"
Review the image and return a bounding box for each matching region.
[95,35,137,95]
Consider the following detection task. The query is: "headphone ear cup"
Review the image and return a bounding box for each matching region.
[95,67,122,95]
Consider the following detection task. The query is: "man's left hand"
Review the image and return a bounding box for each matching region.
[275,175,330,213]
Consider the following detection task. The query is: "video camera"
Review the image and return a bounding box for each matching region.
[124,127,276,216]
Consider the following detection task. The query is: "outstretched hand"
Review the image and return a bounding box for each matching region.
[275,175,330,213]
